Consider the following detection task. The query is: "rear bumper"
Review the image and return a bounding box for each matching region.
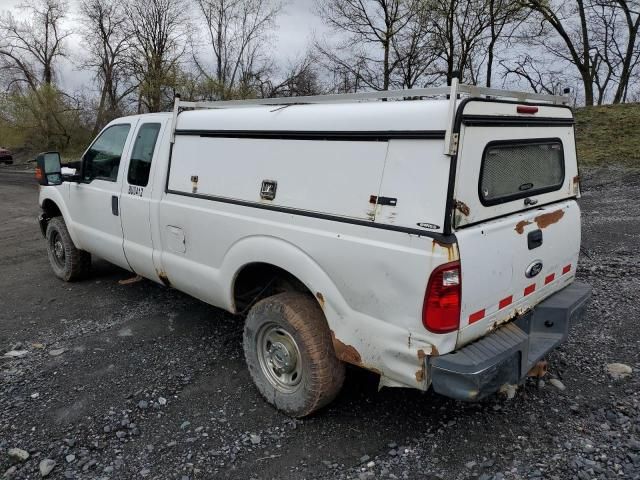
[430,281,591,401]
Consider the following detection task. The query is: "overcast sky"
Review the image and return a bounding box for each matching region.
[0,0,328,93]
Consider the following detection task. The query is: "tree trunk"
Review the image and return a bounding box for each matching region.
[613,4,639,104]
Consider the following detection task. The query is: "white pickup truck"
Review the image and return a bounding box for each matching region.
[36,81,591,417]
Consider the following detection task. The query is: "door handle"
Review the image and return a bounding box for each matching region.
[111,195,119,216]
[528,229,543,250]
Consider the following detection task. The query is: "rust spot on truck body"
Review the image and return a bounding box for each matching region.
[416,351,427,382]
[515,220,532,234]
[535,209,564,229]
[330,331,382,375]
[515,209,564,234]
[315,292,325,309]
[331,331,362,365]
[454,200,470,216]
[157,270,171,287]
[527,360,548,378]
[432,239,458,262]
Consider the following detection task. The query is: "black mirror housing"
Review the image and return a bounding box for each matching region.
[35,152,63,186]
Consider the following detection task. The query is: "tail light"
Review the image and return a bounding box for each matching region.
[422,261,461,333]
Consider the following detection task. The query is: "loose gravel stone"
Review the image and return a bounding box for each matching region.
[39,459,56,477]
[549,378,566,391]
[3,350,28,358]
[7,448,29,462]
[607,363,632,379]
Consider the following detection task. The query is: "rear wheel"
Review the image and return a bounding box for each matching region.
[243,292,345,417]
[46,217,91,281]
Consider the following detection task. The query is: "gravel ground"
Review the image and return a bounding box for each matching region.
[0,166,638,480]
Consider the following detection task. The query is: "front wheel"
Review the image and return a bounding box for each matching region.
[243,292,345,417]
[46,217,91,282]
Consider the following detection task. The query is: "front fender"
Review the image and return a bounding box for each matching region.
[38,185,80,246]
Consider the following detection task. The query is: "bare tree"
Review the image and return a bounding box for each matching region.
[315,0,420,91]
[0,0,70,91]
[521,0,599,105]
[0,0,75,149]
[258,54,325,97]
[429,0,491,84]
[500,55,568,95]
[602,0,640,103]
[391,2,441,88]
[79,0,134,134]
[484,0,526,87]
[192,0,281,100]
[125,0,190,112]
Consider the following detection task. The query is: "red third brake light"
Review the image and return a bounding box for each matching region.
[423,261,461,333]
[517,105,539,114]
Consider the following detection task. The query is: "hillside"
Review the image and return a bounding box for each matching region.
[575,102,640,167]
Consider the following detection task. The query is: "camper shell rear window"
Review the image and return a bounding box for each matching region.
[479,139,565,206]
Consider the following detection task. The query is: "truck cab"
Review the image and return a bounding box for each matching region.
[36,82,591,417]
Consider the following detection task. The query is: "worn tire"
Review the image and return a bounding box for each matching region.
[46,217,91,282]
[243,292,345,417]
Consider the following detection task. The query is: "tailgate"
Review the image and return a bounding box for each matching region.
[452,100,581,347]
[455,201,580,346]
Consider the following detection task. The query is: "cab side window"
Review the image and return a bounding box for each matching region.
[82,124,131,182]
[128,123,161,187]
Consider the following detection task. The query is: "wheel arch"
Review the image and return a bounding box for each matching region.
[38,188,81,246]
[222,236,350,332]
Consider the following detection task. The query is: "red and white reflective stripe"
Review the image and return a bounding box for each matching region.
[467,263,574,323]
[469,309,485,324]
[499,296,513,309]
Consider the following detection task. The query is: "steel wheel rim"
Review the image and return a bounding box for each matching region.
[50,231,66,268]
[256,323,303,393]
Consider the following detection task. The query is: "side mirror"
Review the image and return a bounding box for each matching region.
[35,152,62,186]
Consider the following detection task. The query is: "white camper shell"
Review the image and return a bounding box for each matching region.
[37,81,591,416]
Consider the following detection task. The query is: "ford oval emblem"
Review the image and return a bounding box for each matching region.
[525,260,544,278]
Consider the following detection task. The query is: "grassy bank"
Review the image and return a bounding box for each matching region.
[575,103,640,167]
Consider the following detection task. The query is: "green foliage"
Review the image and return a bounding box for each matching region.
[575,103,640,167]
[0,86,93,161]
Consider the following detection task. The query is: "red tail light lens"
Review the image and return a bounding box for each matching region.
[422,261,461,333]
[517,105,539,114]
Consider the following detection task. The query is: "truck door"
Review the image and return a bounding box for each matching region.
[451,101,581,348]
[119,121,165,281]
[67,122,137,271]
